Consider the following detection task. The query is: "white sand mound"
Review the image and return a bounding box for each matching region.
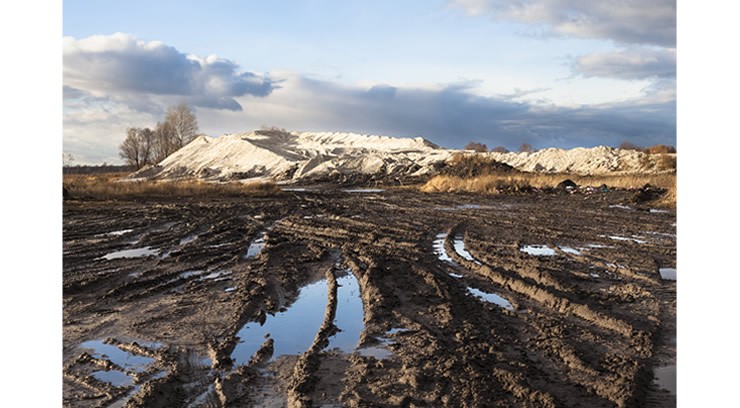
[134,129,673,182]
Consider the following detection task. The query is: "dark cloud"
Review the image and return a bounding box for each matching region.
[243,75,675,150]
[63,33,278,111]
[573,48,676,80]
[450,0,676,47]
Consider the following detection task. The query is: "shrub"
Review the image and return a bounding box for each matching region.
[464,142,488,152]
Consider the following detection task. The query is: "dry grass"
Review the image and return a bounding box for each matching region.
[421,172,676,207]
[64,173,282,199]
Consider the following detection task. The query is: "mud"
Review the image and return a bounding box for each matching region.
[64,188,676,407]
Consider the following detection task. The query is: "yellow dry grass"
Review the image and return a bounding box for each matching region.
[64,173,281,199]
[421,172,676,207]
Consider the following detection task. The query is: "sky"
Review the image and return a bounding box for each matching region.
[62,0,677,164]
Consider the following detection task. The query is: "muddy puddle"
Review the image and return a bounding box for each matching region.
[559,246,582,255]
[606,235,647,244]
[453,235,482,265]
[341,189,384,193]
[356,328,410,360]
[433,233,455,264]
[245,232,267,259]
[520,244,556,256]
[326,271,364,353]
[467,287,514,310]
[659,268,677,281]
[80,340,155,371]
[231,279,329,366]
[653,365,676,395]
[102,246,159,260]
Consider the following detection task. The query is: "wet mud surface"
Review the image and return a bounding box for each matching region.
[63,188,676,407]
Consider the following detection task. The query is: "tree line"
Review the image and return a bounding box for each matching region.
[119,104,200,169]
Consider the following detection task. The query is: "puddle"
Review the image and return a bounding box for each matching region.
[606,235,647,244]
[102,246,159,260]
[585,244,612,249]
[653,365,676,395]
[199,270,232,281]
[341,189,384,193]
[231,279,329,366]
[387,328,409,335]
[105,229,134,237]
[179,234,198,245]
[433,233,455,263]
[225,286,237,292]
[559,246,582,255]
[590,273,600,278]
[520,245,556,256]
[453,236,482,265]
[245,232,267,259]
[650,208,669,214]
[326,271,364,353]
[448,272,463,278]
[179,270,205,279]
[91,369,134,387]
[659,268,676,281]
[467,287,514,310]
[281,187,308,192]
[609,204,633,210]
[79,340,155,372]
[356,337,394,360]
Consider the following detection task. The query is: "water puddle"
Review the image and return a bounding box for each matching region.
[245,232,267,259]
[91,369,134,387]
[467,287,514,310]
[231,279,329,366]
[341,189,384,193]
[79,340,155,372]
[585,243,613,249]
[520,245,556,256]
[653,365,676,395]
[102,246,159,260]
[433,233,454,263]
[659,268,676,281]
[105,229,134,237]
[326,271,364,353]
[224,286,237,292]
[438,204,497,211]
[199,270,232,281]
[179,234,198,245]
[453,236,482,265]
[609,204,633,210]
[559,246,582,255]
[179,270,205,279]
[281,187,309,192]
[650,208,669,214]
[606,235,647,244]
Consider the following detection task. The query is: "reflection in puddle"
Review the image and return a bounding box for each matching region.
[607,235,647,244]
[80,340,155,372]
[199,270,232,281]
[102,247,159,260]
[245,232,267,259]
[653,365,676,395]
[453,236,481,265]
[467,287,514,310]
[520,245,556,256]
[326,272,364,352]
[659,268,676,281]
[609,204,633,210]
[559,246,582,255]
[433,233,455,264]
[650,208,669,214]
[179,234,198,245]
[341,189,384,193]
[106,229,134,237]
[231,279,329,366]
[356,345,392,360]
[585,244,612,249]
[91,370,133,387]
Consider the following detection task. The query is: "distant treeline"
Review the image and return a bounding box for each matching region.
[63,164,134,175]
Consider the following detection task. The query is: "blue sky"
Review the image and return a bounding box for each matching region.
[63,0,676,164]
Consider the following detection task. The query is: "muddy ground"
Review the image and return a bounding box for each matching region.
[63,187,676,407]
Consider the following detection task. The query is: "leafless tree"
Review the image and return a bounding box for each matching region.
[519,143,532,153]
[490,146,509,153]
[165,103,199,149]
[119,127,153,169]
[464,141,488,152]
[151,120,177,163]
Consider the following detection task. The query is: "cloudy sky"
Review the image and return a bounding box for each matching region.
[63,0,676,164]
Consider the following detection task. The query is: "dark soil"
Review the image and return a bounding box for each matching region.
[63,187,676,407]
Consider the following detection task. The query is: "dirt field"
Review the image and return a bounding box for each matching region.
[63,187,676,407]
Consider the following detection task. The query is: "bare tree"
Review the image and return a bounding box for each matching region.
[165,103,199,149]
[619,141,642,151]
[490,146,509,153]
[151,120,177,163]
[119,127,153,169]
[519,143,532,153]
[464,142,488,152]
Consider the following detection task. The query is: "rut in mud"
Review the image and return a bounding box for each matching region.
[63,188,676,407]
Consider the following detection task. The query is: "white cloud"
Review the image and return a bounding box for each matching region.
[574,48,676,80]
[449,0,676,46]
[63,33,277,112]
